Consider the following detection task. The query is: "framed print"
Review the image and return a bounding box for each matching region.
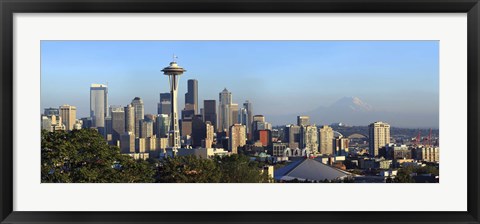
[1,0,479,223]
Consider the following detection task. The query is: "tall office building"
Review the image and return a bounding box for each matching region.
[229,124,246,154]
[158,93,172,115]
[204,121,214,148]
[239,108,248,127]
[120,132,135,153]
[297,116,310,127]
[59,104,76,131]
[243,100,253,137]
[369,121,391,157]
[333,136,350,156]
[203,100,217,131]
[139,119,154,138]
[191,115,206,148]
[131,97,144,138]
[44,107,59,116]
[110,106,125,145]
[90,84,108,128]
[319,125,334,155]
[185,79,198,114]
[230,103,239,125]
[156,114,170,138]
[301,125,318,153]
[254,129,272,147]
[285,124,301,149]
[218,88,232,132]
[124,104,135,134]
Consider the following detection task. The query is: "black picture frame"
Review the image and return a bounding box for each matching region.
[1,0,479,223]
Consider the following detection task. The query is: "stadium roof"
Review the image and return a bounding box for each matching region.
[274,158,351,182]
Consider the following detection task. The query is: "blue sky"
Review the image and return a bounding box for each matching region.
[41,41,439,127]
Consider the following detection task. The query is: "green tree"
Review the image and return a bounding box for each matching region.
[157,155,221,183]
[41,129,155,183]
[215,154,271,183]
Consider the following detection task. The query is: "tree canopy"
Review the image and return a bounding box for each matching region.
[41,129,270,183]
[41,129,155,183]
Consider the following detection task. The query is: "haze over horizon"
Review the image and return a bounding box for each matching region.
[41,40,439,128]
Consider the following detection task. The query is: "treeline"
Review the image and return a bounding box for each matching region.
[41,129,271,183]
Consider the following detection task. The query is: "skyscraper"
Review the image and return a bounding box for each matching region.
[239,108,247,127]
[156,114,170,138]
[285,124,301,149]
[319,125,334,155]
[120,132,135,153]
[90,84,108,128]
[59,104,76,131]
[230,103,239,125]
[162,58,186,151]
[124,104,135,134]
[333,136,350,156]
[191,115,206,148]
[301,125,318,153]
[229,124,246,154]
[185,79,198,114]
[203,100,217,131]
[131,97,144,138]
[369,121,391,157]
[204,121,214,148]
[243,100,253,137]
[44,107,59,116]
[158,93,172,115]
[139,119,154,138]
[218,88,232,132]
[110,106,125,146]
[297,115,310,127]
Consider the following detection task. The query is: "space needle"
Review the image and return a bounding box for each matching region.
[162,55,186,155]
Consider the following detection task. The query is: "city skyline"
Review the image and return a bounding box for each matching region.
[41,40,439,128]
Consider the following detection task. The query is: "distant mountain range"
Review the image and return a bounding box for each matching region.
[266,96,439,128]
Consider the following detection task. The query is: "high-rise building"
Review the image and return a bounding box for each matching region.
[110,106,125,145]
[333,136,350,156]
[319,125,334,155]
[180,118,192,137]
[185,79,198,114]
[44,107,59,116]
[203,121,214,148]
[243,100,253,137]
[131,97,144,138]
[229,124,246,154]
[301,125,318,153]
[90,84,108,128]
[218,88,232,132]
[59,104,76,131]
[203,100,217,131]
[254,129,272,147]
[297,115,310,127]
[156,114,170,138]
[162,59,186,151]
[230,103,239,125]
[239,108,247,125]
[158,93,172,115]
[124,104,135,134]
[139,119,154,138]
[285,124,301,149]
[191,115,206,148]
[252,115,272,135]
[368,121,391,157]
[120,132,135,153]
[41,114,64,132]
[104,117,113,142]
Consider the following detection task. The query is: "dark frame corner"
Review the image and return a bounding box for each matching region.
[1,0,479,223]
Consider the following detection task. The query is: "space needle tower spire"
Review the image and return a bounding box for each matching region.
[162,54,186,153]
